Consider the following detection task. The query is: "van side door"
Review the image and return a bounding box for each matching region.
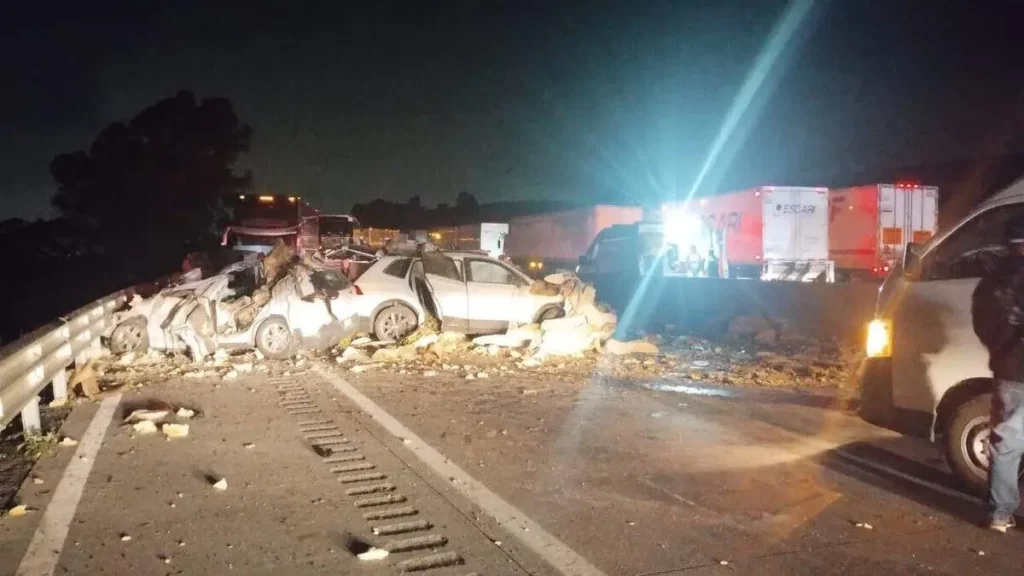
[892,204,1024,416]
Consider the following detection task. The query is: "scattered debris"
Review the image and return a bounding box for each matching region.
[7,504,30,517]
[357,547,389,561]
[124,409,171,424]
[212,478,228,491]
[59,437,78,448]
[222,370,239,380]
[69,361,100,398]
[604,339,659,356]
[32,477,44,485]
[121,533,132,542]
[161,424,190,439]
[132,421,159,435]
[175,407,195,419]
[243,442,255,449]
[854,522,874,530]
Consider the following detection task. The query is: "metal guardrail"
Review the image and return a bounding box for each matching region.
[0,291,127,433]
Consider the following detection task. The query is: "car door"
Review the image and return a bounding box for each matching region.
[892,203,1024,414]
[416,253,470,332]
[464,257,523,332]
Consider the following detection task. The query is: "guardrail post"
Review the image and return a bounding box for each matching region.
[20,396,41,435]
[52,368,69,401]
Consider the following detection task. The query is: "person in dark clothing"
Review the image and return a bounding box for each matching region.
[971,221,1024,532]
[705,249,720,278]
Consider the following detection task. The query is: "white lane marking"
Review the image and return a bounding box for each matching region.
[317,368,606,576]
[17,394,121,576]
[833,449,980,504]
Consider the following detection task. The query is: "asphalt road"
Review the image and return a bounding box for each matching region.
[1,364,1021,575]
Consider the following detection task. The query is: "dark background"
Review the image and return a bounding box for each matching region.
[4,1,1023,221]
[2,0,1024,343]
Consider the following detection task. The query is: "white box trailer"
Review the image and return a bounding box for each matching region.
[670,186,833,281]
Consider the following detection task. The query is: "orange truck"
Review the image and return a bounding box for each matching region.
[504,205,643,276]
[828,183,938,281]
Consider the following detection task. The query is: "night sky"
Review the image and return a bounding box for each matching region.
[3,1,1023,220]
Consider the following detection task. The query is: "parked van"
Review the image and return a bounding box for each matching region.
[859,178,1024,492]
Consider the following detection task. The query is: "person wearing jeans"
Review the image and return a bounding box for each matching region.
[990,381,1024,531]
[972,220,1024,532]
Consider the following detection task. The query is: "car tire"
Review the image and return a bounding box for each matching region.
[373,304,418,341]
[255,316,294,359]
[944,393,992,494]
[109,319,148,354]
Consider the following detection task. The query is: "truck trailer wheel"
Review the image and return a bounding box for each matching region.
[943,393,992,494]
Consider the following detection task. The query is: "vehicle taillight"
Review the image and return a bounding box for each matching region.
[353,285,363,295]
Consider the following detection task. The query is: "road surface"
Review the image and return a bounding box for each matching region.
[0,363,1019,575]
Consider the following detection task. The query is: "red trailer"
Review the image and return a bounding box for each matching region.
[676,186,831,281]
[828,183,938,280]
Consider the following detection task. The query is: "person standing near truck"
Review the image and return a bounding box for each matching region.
[971,221,1024,533]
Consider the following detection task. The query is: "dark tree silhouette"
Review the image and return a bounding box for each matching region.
[455,190,479,222]
[50,90,252,274]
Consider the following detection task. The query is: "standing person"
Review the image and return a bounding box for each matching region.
[685,245,703,277]
[971,222,1024,533]
[706,249,720,278]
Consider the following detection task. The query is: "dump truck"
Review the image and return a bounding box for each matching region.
[828,183,939,281]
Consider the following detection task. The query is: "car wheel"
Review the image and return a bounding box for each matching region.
[255,317,294,359]
[374,304,418,341]
[110,319,148,354]
[944,394,992,494]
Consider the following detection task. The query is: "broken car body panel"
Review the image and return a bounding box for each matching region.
[105,253,358,359]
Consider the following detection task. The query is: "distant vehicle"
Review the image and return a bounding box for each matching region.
[319,214,361,251]
[105,259,357,359]
[222,194,320,257]
[682,186,833,282]
[350,250,564,340]
[505,205,643,276]
[429,223,508,258]
[576,215,724,280]
[828,183,939,281]
[859,177,1024,492]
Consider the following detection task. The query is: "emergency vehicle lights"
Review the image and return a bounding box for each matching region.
[866,319,892,358]
[662,207,705,251]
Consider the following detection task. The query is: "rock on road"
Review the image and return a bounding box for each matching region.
[1,363,1021,576]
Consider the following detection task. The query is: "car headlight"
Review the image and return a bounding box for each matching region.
[866,319,892,358]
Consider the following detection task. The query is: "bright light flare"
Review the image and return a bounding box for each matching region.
[258,195,275,203]
[866,319,892,358]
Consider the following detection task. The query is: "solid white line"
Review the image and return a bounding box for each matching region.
[17,394,121,576]
[317,368,606,576]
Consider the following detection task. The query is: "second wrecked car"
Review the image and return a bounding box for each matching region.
[105,245,358,359]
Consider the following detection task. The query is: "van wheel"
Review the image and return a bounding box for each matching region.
[944,394,992,494]
[255,317,294,359]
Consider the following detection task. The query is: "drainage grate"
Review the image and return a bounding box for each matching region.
[277,378,468,573]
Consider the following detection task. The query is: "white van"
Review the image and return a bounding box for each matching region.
[859,178,1024,492]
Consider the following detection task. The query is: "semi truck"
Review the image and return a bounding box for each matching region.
[675,186,832,282]
[828,183,939,281]
[504,205,643,276]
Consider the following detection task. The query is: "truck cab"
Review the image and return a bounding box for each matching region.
[859,178,1024,492]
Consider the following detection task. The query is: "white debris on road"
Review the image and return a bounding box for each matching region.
[161,424,190,439]
[212,478,228,491]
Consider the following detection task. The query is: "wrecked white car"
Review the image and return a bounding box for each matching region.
[105,257,358,359]
[351,250,565,340]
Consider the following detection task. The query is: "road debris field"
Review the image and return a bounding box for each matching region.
[1,269,1018,575]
